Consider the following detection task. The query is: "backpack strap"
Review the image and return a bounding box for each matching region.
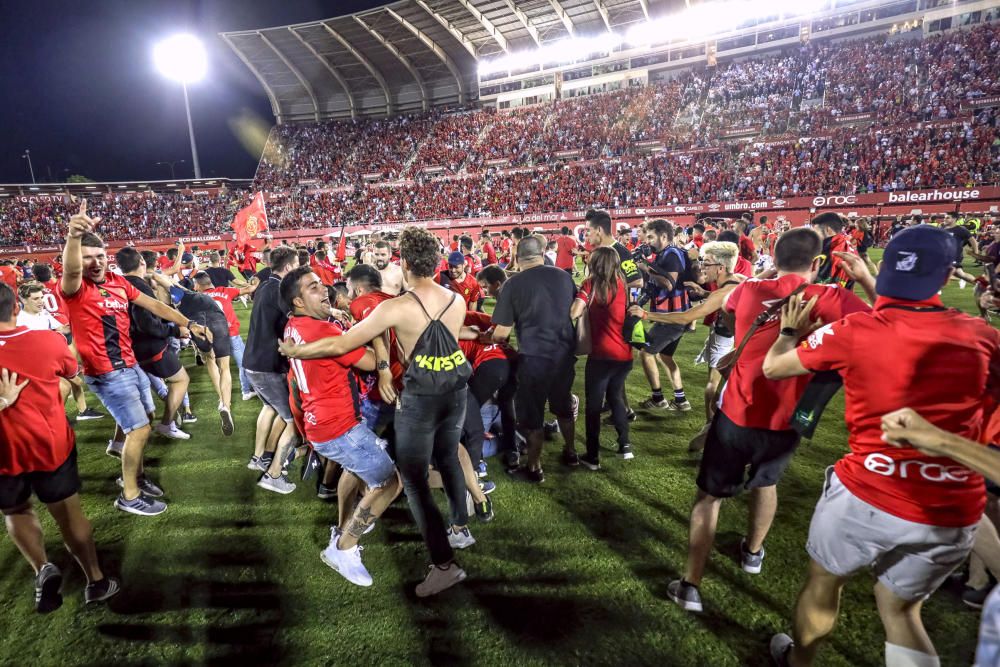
[434,293,458,321]
[407,290,433,322]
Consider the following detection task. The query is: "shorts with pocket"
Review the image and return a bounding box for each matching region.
[85,366,154,433]
[644,322,686,356]
[807,467,977,601]
[312,423,395,489]
[246,369,293,423]
[0,448,81,510]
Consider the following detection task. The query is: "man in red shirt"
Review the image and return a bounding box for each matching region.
[440,252,483,311]
[280,266,401,587]
[0,260,20,290]
[812,212,859,288]
[735,217,758,264]
[479,231,497,267]
[667,227,873,614]
[0,283,120,611]
[555,226,580,274]
[59,202,208,517]
[765,225,1000,667]
[195,273,259,400]
[346,264,401,421]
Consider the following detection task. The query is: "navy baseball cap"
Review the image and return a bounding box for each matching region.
[447,251,466,266]
[875,225,957,301]
[182,252,194,264]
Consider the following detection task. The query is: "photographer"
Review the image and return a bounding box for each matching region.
[635,219,693,412]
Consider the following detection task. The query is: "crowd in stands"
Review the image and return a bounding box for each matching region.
[2,23,1000,247]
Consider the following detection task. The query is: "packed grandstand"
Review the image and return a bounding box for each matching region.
[1,8,999,250]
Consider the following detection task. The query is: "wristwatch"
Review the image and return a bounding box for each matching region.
[779,327,798,337]
[377,360,390,371]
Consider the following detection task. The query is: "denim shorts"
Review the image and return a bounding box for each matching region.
[85,366,154,434]
[360,396,396,433]
[312,423,395,489]
[246,369,293,423]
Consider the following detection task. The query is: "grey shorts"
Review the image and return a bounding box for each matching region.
[246,370,293,423]
[644,322,686,356]
[695,331,734,369]
[807,467,977,601]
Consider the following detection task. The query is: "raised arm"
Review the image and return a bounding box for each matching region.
[280,299,398,359]
[132,292,208,341]
[630,283,738,325]
[60,201,100,297]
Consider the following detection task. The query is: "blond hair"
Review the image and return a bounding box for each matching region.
[701,241,738,272]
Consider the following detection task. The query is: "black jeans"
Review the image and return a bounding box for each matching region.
[462,358,514,463]
[585,358,633,459]
[395,387,469,566]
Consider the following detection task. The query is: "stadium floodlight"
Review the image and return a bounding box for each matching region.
[478,33,623,77]
[153,34,206,178]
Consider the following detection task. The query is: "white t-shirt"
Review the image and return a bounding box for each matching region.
[16,309,63,331]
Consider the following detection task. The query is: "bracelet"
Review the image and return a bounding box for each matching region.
[779,327,798,337]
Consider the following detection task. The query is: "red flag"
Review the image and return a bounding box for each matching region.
[231,192,268,248]
[335,224,347,263]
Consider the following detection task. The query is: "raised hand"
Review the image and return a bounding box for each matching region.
[67,200,101,239]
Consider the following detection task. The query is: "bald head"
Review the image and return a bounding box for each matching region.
[516,235,544,261]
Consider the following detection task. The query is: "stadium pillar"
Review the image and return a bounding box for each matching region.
[182,83,202,179]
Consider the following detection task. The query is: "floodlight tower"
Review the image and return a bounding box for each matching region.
[153,34,207,179]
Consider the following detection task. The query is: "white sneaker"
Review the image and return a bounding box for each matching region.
[415,563,467,598]
[106,440,124,458]
[320,529,373,587]
[242,391,257,401]
[258,473,296,495]
[959,279,968,289]
[447,526,476,550]
[155,423,191,440]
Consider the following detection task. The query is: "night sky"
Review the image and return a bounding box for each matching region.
[0,0,385,184]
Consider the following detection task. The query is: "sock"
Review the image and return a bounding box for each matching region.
[182,394,191,410]
[674,389,686,403]
[884,643,940,667]
[651,389,664,402]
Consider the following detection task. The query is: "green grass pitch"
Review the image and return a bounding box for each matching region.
[0,250,986,666]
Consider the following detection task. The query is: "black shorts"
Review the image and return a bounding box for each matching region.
[696,410,800,498]
[192,313,232,358]
[0,448,81,510]
[140,348,183,379]
[645,322,685,356]
[515,353,575,431]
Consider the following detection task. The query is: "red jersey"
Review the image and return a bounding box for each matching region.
[0,328,77,475]
[459,311,512,369]
[738,234,756,261]
[239,244,257,272]
[350,290,404,401]
[482,242,497,266]
[691,233,705,249]
[156,255,173,272]
[41,278,69,326]
[444,272,482,309]
[465,253,483,276]
[500,238,512,262]
[204,286,241,336]
[285,316,365,443]
[0,265,19,290]
[721,274,870,430]
[734,256,754,278]
[61,273,141,376]
[577,278,632,362]
[555,236,578,270]
[797,296,1000,527]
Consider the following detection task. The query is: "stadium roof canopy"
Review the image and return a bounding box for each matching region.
[221,0,673,122]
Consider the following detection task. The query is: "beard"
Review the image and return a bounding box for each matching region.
[375,259,389,270]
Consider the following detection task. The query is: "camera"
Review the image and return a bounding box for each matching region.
[631,243,653,262]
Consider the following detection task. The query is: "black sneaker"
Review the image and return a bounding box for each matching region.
[769,633,794,666]
[507,466,544,483]
[220,408,234,437]
[603,410,638,426]
[35,563,63,613]
[543,420,560,441]
[963,585,993,609]
[579,454,601,471]
[301,448,322,482]
[181,411,198,424]
[560,450,580,467]
[77,408,104,421]
[667,579,703,612]
[85,577,121,604]
[474,497,494,522]
[503,450,521,471]
[739,538,765,574]
[617,443,634,460]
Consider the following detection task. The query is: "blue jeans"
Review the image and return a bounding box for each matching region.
[312,423,395,489]
[229,334,251,395]
[360,396,395,433]
[85,367,154,433]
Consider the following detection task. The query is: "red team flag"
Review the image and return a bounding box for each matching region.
[231,192,268,248]
[335,224,347,262]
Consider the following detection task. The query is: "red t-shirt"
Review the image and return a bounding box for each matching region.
[500,238,512,261]
[691,234,705,249]
[41,279,69,326]
[797,296,1000,527]
[720,274,870,430]
[738,234,756,260]
[0,266,19,290]
[284,316,366,443]
[350,290,404,401]
[577,278,632,362]
[204,286,241,336]
[61,273,141,376]
[459,311,512,369]
[482,242,497,266]
[734,256,754,278]
[445,272,483,309]
[556,236,578,270]
[0,327,77,475]
[156,255,173,273]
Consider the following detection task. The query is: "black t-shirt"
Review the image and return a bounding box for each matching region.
[206,266,233,287]
[650,246,689,313]
[947,225,972,263]
[492,264,576,359]
[611,241,642,284]
[243,276,289,374]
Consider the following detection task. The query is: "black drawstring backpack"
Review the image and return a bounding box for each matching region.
[402,291,472,395]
